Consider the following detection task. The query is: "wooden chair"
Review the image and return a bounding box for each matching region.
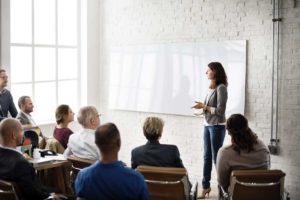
[0,180,20,200]
[67,155,96,191]
[136,165,198,200]
[220,169,286,200]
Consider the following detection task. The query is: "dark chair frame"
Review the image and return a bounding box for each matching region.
[219,169,286,200]
[0,180,20,200]
[67,155,96,192]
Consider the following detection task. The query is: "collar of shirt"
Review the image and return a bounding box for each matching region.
[22,111,37,126]
[0,88,7,95]
[0,145,23,155]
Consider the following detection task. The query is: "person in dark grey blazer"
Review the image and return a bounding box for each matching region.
[16,96,36,126]
[131,116,184,169]
[192,62,228,199]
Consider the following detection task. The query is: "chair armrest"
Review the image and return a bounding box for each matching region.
[190,181,198,200]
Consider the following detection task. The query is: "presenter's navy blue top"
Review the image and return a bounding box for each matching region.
[75,160,150,200]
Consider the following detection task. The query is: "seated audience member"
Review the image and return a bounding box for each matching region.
[131,116,184,169]
[16,96,43,137]
[216,114,270,194]
[75,122,150,200]
[53,104,74,149]
[0,69,18,120]
[0,118,66,200]
[64,106,101,160]
[16,96,37,126]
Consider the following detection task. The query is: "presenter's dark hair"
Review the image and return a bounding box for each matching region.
[95,122,120,154]
[226,114,258,154]
[208,62,228,88]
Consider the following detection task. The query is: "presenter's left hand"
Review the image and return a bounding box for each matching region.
[191,101,205,109]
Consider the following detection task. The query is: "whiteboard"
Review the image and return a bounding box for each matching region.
[108,40,246,117]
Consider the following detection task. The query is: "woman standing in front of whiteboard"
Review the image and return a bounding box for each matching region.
[192,62,228,199]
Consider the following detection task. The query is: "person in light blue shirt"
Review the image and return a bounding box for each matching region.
[75,122,150,200]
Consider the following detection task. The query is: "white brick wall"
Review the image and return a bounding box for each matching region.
[99,0,300,198]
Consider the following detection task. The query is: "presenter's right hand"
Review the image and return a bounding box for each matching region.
[191,101,205,109]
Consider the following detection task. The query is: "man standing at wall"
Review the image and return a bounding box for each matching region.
[0,69,18,120]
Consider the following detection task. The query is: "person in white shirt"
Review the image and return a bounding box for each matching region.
[64,106,101,160]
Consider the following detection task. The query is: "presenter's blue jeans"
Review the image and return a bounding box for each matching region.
[202,125,225,189]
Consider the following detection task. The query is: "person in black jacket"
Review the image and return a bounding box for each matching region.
[131,116,184,169]
[0,118,66,200]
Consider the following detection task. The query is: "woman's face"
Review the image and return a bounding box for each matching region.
[206,67,215,80]
[66,108,74,123]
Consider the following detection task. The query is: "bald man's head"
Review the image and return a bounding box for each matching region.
[0,118,23,147]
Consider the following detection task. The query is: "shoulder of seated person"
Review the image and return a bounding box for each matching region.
[220,144,233,151]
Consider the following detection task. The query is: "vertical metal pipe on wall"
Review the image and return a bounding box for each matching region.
[270,0,281,154]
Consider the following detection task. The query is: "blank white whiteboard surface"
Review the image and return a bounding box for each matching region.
[108,40,246,117]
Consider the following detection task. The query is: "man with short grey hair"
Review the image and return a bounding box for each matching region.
[64,106,101,160]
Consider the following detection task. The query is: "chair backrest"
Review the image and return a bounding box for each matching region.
[230,169,285,200]
[45,137,65,154]
[136,165,187,200]
[67,155,96,190]
[0,180,20,200]
[23,130,39,149]
[67,155,96,170]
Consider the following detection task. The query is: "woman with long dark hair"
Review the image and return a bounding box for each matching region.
[192,62,228,198]
[216,114,269,195]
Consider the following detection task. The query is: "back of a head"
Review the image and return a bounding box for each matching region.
[226,114,258,153]
[143,116,164,141]
[95,122,120,154]
[0,118,22,145]
[77,106,98,127]
[55,104,70,124]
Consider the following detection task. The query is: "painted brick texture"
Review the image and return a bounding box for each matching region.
[100,0,300,198]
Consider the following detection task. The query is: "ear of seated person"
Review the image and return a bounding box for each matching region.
[131,116,195,199]
[0,118,67,200]
[216,114,270,197]
[63,106,101,160]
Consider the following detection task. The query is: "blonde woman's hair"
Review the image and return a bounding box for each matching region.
[143,116,164,141]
